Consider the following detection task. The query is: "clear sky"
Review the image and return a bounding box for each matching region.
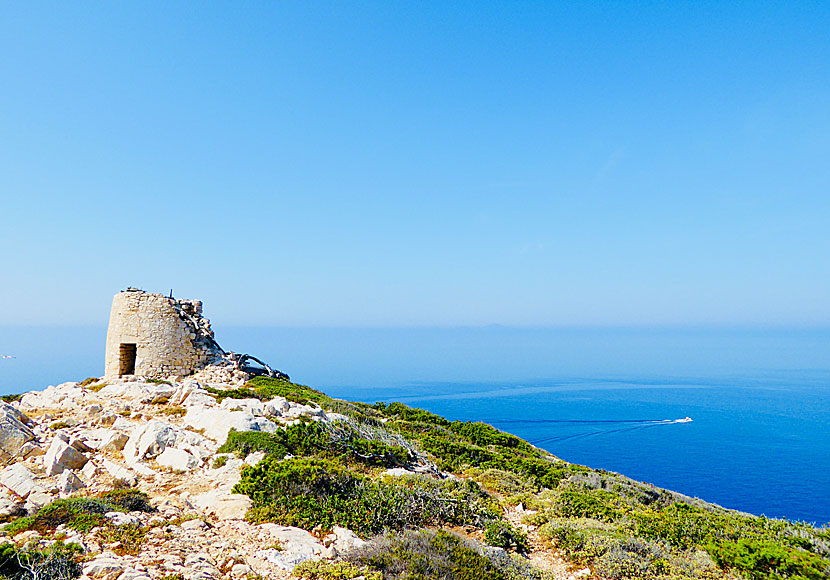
[1,2,829,327]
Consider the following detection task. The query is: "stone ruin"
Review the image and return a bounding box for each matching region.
[103,288,288,381]
[104,288,224,379]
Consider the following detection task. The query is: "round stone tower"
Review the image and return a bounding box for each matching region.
[104,288,223,379]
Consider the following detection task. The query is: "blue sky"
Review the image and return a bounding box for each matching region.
[1,2,829,326]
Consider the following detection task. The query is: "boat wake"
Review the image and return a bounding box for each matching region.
[503,416,694,445]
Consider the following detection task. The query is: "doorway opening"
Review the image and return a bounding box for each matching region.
[119,343,136,376]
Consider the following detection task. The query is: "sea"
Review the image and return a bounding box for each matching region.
[1,325,828,526]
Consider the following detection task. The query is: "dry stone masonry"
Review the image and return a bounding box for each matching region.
[104,289,224,379]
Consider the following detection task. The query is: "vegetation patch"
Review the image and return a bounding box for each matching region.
[204,377,330,407]
[293,560,382,580]
[0,393,23,403]
[4,491,153,535]
[341,529,511,580]
[94,524,147,556]
[235,457,498,536]
[219,422,412,468]
[0,542,82,580]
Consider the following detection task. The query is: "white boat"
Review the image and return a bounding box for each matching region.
[676,416,693,423]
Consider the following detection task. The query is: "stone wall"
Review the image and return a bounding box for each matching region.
[104,289,224,379]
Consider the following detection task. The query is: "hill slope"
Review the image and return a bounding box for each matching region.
[1,367,828,580]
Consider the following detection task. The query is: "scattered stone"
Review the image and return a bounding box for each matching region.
[0,401,35,460]
[44,437,88,475]
[156,447,199,472]
[183,407,278,442]
[57,470,85,494]
[0,463,42,498]
[106,511,141,526]
[181,518,209,531]
[100,430,129,452]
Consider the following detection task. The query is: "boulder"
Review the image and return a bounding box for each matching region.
[24,490,53,513]
[254,524,329,571]
[123,420,180,464]
[98,381,176,404]
[0,463,42,498]
[0,489,24,519]
[44,437,88,475]
[156,447,199,472]
[330,526,366,554]
[184,407,277,442]
[57,470,85,494]
[194,492,252,520]
[99,430,129,452]
[0,401,35,460]
[83,554,125,580]
[100,458,137,486]
[105,511,141,526]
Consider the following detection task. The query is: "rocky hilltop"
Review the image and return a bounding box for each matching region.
[1,365,828,580]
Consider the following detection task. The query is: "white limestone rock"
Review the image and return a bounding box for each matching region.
[0,488,24,518]
[123,420,181,464]
[106,511,141,526]
[83,554,125,580]
[44,437,88,475]
[183,407,277,442]
[100,458,138,486]
[98,382,176,404]
[57,470,85,494]
[0,401,35,460]
[330,525,366,554]
[156,447,199,472]
[0,463,42,498]
[24,490,53,512]
[254,524,329,571]
[100,430,129,452]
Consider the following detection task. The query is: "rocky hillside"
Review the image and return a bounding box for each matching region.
[1,366,828,580]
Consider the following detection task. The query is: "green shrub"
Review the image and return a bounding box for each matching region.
[4,491,153,534]
[706,538,829,580]
[94,524,147,555]
[469,468,539,496]
[98,489,155,513]
[345,529,507,580]
[234,458,497,536]
[293,560,381,580]
[219,422,412,468]
[0,541,82,580]
[0,393,23,403]
[555,490,622,522]
[484,520,529,553]
[77,377,99,388]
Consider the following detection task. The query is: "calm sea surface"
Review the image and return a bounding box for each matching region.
[2,325,829,525]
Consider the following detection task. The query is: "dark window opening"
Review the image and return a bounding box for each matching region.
[119,343,136,376]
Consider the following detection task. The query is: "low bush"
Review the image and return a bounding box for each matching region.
[0,542,82,580]
[293,560,382,580]
[345,529,507,580]
[235,457,498,536]
[94,524,147,556]
[1,393,23,403]
[484,520,529,553]
[206,377,331,406]
[98,489,155,513]
[468,468,539,496]
[554,490,622,522]
[219,422,411,468]
[706,538,829,580]
[4,491,153,534]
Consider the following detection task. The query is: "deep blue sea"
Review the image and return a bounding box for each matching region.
[2,325,829,525]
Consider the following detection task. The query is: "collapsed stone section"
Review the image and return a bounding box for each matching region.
[104,288,225,379]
